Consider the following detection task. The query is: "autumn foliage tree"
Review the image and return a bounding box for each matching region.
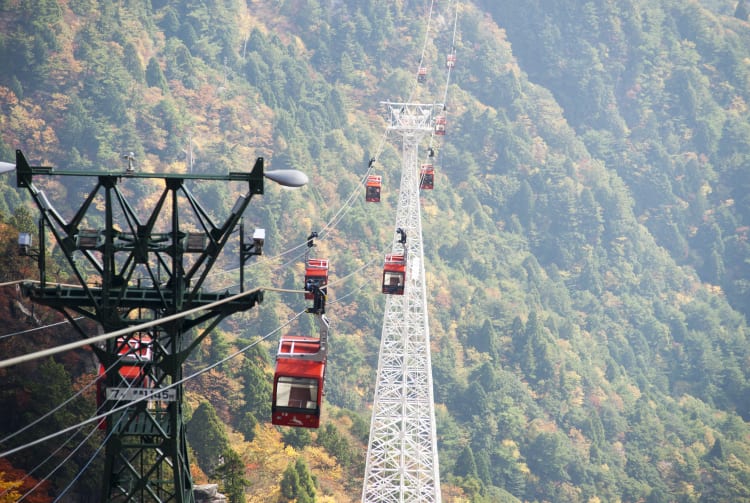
[0,458,53,503]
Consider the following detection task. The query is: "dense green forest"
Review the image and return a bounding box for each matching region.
[1,0,750,501]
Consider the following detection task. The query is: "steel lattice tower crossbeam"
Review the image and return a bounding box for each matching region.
[13,150,268,502]
[362,103,442,503]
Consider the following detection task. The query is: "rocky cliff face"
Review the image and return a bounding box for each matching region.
[194,484,226,503]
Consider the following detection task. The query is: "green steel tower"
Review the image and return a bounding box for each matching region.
[13,149,280,502]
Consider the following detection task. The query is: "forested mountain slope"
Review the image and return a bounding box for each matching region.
[0,0,749,501]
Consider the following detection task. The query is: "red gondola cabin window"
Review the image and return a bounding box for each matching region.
[275,376,319,410]
[304,258,329,300]
[382,254,406,295]
[420,164,434,190]
[366,175,382,202]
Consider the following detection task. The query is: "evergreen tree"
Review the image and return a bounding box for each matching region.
[282,427,312,450]
[512,180,534,227]
[122,42,145,83]
[146,56,168,92]
[187,401,229,476]
[317,423,354,468]
[735,2,750,22]
[505,464,526,497]
[510,315,526,356]
[525,431,573,482]
[209,331,231,362]
[705,438,725,462]
[278,458,316,502]
[237,411,258,442]
[10,206,35,235]
[454,445,478,478]
[294,458,316,502]
[213,448,250,503]
[19,358,89,491]
[238,358,272,422]
[474,447,492,485]
[279,462,300,500]
[468,319,499,357]
[520,311,557,383]
[160,7,181,38]
[474,361,499,392]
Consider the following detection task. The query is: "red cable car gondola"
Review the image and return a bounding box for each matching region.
[382,228,407,295]
[434,115,447,136]
[417,67,427,83]
[366,174,382,202]
[272,296,330,429]
[382,254,406,295]
[446,53,456,69]
[420,164,434,190]
[304,258,329,300]
[96,335,154,429]
[272,336,325,428]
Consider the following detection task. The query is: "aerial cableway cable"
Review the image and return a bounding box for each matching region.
[0,0,462,418]
[9,310,305,501]
[0,286,316,370]
[409,0,438,104]
[0,307,305,459]
[299,0,462,298]
[1,350,143,444]
[0,251,369,448]
[1,0,459,344]
[199,1,462,291]
[46,415,120,503]
[1,284,322,500]
[12,399,127,502]
[418,0,459,193]
[0,417,96,500]
[0,316,85,341]
[362,1,460,501]
[281,8,449,255]
[2,3,463,497]
[0,346,168,499]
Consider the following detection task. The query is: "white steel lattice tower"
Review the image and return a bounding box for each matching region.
[362,102,442,503]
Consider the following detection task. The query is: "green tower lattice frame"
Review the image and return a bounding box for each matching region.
[14,150,265,502]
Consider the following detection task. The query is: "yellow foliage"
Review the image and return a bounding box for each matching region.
[422,200,438,218]
[301,445,350,500]
[568,387,584,408]
[0,473,22,502]
[528,417,557,435]
[440,483,470,503]
[677,481,697,500]
[501,438,521,458]
[556,338,573,352]
[190,462,208,484]
[239,421,358,502]
[303,445,338,470]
